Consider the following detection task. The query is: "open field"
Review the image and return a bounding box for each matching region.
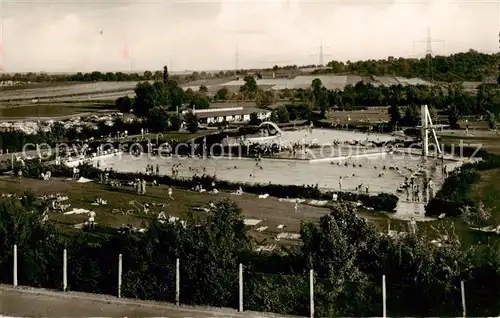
[0,102,114,120]
[327,107,389,122]
[0,82,85,91]
[45,90,135,102]
[0,82,140,102]
[0,285,286,317]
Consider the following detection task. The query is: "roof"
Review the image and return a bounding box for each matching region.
[194,107,271,119]
[209,102,257,108]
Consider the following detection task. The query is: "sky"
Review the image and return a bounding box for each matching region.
[0,0,498,73]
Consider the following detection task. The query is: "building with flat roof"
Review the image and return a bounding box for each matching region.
[184,107,271,125]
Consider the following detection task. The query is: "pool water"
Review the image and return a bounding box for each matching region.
[96,153,453,196]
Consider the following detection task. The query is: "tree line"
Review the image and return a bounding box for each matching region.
[321,50,500,82]
[1,50,498,84]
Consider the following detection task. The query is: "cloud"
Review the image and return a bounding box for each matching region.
[0,0,497,72]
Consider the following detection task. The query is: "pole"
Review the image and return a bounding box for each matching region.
[309,269,314,318]
[118,254,122,298]
[175,258,180,305]
[382,275,387,318]
[461,280,466,318]
[239,263,243,312]
[13,244,17,287]
[63,249,67,292]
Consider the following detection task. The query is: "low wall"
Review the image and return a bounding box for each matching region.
[308,151,388,163]
[64,152,123,168]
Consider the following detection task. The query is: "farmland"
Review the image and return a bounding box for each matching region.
[0,81,140,102]
[0,102,114,120]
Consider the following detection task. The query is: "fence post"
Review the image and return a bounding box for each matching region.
[309,269,314,318]
[461,280,466,318]
[63,248,67,292]
[118,254,122,298]
[382,275,386,318]
[13,244,17,287]
[175,258,180,305]
[239,263,243,312]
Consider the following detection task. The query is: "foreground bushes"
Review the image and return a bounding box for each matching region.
[2,198,500,316]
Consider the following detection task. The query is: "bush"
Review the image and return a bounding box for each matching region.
[425,151,500,217]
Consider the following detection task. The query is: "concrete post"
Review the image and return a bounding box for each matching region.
[461,280,466,318]
[63,249,67,292]
[382,275,387,318]
[118,254,122,298]
[175,258,180,305]
[13,244,17,287]
[309,269,314,318]
[239,263,243,312]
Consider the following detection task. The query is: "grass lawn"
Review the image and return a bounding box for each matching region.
[470,168,500,223]
[0,176,332,245]
[327,107,389,123]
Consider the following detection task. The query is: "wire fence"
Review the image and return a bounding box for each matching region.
[1,244,499,317]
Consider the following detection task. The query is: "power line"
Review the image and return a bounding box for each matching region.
[309,40,332,66]
[235,45,239,74]
[413,27,445,83]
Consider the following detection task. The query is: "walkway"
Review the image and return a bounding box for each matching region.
[0,285,297,317]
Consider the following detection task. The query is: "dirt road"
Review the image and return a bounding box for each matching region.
[0,285,287,317]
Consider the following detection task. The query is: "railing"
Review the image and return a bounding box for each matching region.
[3,244,476,317]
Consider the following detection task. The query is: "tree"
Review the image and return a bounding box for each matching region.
[148,106,170,132]
[403,105,420,126]
[276,106,290,123]
[249,112,261,125]
[133,82,165,117]
[447,104,460,129]
[143,71,153,80]
[428,105,438,124]
[153,70,163,81]
[388,104,402,126]
[461,202,492,227]
[192,96,210,110]
[169,113,182,132]
[184,88,195,103]
[199,85,208,93]
[255,91,276,108]
[312,78,322,91]
[115,96,133,113]
[486,110,498,130]
[270,110,278,122]
[163,65,169,84]
[215,87,229,101]
[51,122,66,141]
[184,111,199,133]
[240,76,258,94]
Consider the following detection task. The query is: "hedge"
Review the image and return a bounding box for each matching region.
[425,149,500,217]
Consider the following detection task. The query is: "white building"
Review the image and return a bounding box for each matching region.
[186,107,271,125]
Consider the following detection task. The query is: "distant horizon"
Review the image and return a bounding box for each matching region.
[0,48,494,75]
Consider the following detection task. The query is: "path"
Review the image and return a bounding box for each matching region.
[0,285,294,317]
